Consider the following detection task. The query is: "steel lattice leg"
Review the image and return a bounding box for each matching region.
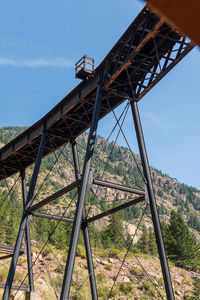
[60,75,103,300]
[3,133,46,300]
[131,100,175,300]
[71,140,98,300]
[21,169,34,292]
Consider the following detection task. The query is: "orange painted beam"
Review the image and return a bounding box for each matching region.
[104,18,164,89]
[146,0,200,46]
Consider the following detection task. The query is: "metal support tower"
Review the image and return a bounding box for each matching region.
[131,100,175,300]
[21,169,34,292]
[3,132,46,300]
[71,140,98,300]
[1,101,175,300]
[0,6,193,299]
[60,74,103,300]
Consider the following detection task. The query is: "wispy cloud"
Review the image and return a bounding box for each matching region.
[142,111,169,131]
[0,57,73,68]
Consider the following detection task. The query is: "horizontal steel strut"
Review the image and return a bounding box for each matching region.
[0,6,194,180]
[0,285,29,291]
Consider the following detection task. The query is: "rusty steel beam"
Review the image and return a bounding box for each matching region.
[0,6,193,181]
[135,42,194,101]
[104,18,164,89]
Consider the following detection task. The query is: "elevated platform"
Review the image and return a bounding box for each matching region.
[75,55,94,79]
[0,6,193,180]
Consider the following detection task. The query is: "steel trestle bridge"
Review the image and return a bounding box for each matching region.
[0,5,194,300]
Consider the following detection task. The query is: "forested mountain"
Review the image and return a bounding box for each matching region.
[0,126,27,144]
[1,126,200,237]
[0,126,200,299]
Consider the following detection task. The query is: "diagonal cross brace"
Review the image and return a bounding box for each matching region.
[21,169,34,292]
[3,132,46,300]
[71,140,98,300]
[60,74,104,300]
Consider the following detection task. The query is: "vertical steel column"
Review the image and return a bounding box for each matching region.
[60,75,103,300]
[71,140,98,300]
[131,100,175,300]
[20,169,34,292]
[3,133,46,300]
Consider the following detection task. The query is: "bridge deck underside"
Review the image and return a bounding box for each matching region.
[0,6,193,180]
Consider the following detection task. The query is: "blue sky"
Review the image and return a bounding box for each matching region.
[0,0,200,189]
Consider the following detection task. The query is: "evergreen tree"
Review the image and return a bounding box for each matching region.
[137,226,158,256]
[5,205,19,245]
[163,211,200,270]
[0,191,6,243]
[193,278,200,298]
[0,215,6,243]
[188,214,200,232]
[34,214,51,243]
[126,234,133,248]
[89,223,102,249]
[148,228,157,256]
[138,226,149,254]
[100,210,124,249]
[49,220,67,248]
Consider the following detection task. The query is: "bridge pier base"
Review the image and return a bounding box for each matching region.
[25,291,38,300]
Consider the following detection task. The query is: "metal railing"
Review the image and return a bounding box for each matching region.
[75,55,94,78]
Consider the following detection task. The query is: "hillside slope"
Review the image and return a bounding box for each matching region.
[0,126,200,299]
[0,126,200,238]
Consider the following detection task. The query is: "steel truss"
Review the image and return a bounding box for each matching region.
[0,5,195,300]
[1,82,174,299]
[0,7,193,180]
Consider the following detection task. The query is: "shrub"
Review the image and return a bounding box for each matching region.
[97,286,109,299]
[55,263,64,274]
[107,248,121,258]
[52,275,63,289]
[131,266,144,278]
[142,280,155,297]
[105,264,113,271]
[18,257,24,266]
[0,267,8,282]
[119,282,133,295]
[157,189,163,197]
[97,272,106,282]
[76,245,86,259]
[192,278,200,298]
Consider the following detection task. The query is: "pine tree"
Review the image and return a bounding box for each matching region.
[163,210,200,270]
[5,205,18,245]
[148,228,157,256]
[101,210,124,249]
[138,226,149,254]
[49,220,67,248]
[89,223,102,249]
[34,213,51,243]
[0,191,6,243]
